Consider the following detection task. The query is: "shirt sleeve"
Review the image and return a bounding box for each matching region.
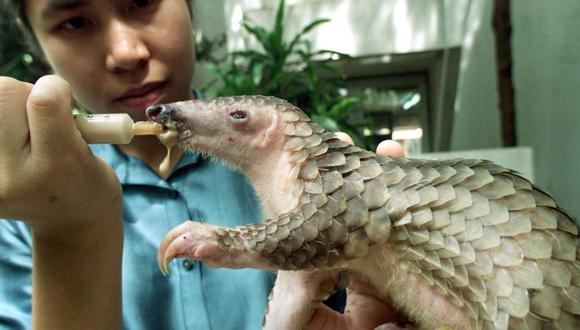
[0,220,33,330]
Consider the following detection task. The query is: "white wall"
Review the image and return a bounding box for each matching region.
[512,0,580,221]
[450,0,502,150]
[223,0,467,55]
[195,0,579,221]
[192,0,228,88]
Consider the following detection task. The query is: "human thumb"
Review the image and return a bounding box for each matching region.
[26,75,78,158]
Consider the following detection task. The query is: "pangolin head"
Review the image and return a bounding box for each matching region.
[146,96,328,169]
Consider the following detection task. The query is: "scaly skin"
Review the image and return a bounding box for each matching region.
[147,96,579,330]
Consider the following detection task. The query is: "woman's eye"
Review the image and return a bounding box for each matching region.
[132,0,153,9]
[129,0,159,15]
[60,17,89,30]
[230,110,248,120]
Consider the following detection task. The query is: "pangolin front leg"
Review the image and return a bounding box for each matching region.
[157,220,270,272]
[157,207,347,273]
[157,212,356,330]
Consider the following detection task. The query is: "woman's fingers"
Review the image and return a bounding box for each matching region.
[305,304,347,330]
[0,76,33,157]
[376,140,405,157]
[334,132,354,146]
[334,131,405,157]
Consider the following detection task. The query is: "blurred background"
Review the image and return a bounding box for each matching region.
[1,0,578,222]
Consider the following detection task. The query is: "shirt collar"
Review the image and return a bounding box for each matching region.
[89,144,201,187]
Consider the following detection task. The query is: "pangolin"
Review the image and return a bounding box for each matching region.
[146,96,579,330]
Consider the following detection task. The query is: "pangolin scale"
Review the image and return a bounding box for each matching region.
[147,96,579,330]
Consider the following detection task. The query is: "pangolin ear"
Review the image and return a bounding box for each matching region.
[259,111,281,148]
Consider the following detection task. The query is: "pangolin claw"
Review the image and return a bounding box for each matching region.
[156,221,197,276]
[158,257,170,277]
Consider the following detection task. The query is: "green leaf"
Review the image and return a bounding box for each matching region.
[328,97,360,120]
[287,18,331,52]
[252,63,264,86]
[242,21,272,50]
[312,114,340,132]
[271,0,286,52]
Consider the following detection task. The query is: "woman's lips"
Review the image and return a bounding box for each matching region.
[115,81,167,108]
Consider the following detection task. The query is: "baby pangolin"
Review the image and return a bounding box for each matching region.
[146,96,579,330]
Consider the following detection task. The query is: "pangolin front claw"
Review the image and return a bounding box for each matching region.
[157,221,225,275]
[157,221,191,276]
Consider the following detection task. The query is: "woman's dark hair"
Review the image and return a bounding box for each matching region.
[0,0,50,81]
[2,0,43,56]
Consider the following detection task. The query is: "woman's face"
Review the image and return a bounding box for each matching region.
[26,0,195,121]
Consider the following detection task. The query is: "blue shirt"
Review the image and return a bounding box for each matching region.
[0,144,275,329]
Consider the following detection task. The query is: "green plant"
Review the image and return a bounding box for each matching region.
[201,0,373,148]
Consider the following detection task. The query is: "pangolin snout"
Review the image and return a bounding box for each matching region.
[146,104,174,124]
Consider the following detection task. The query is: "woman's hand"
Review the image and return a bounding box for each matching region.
[0,75,124,329]
[333,132,405,158]
[0,75,122,235]
[307,276,406,330]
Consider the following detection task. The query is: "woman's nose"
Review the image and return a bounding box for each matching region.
[105,21,151,73]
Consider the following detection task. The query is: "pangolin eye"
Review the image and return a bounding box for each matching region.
[229,110,247,120]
